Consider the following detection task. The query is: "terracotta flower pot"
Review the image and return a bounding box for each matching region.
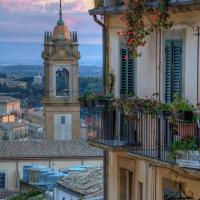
[176,123,196,138]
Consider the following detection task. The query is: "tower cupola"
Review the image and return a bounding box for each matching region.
[53,0,70,41]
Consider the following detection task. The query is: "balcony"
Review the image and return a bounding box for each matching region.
[84,100,200,169]
[90,0,200,15]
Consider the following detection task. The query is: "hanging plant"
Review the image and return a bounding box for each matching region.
[119,0,173,58]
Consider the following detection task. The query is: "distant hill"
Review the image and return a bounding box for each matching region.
[0,42,102,77]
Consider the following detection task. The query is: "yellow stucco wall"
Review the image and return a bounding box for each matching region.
[107,151,200,200]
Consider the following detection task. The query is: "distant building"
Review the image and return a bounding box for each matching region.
[0,96,20,115]
[23,111,44,125]
[0,141,102,193]
[28,123,44,139]
[0,114,15,123]
[0,78,27,89]
[55,167,103,200]
[34,75,43,85]
[0,122,28,141]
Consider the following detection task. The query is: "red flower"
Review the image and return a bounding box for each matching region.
[151,15,158,22]
[124,55,129,61]
[141,41,146,47]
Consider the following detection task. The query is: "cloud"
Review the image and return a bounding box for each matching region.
[0,0,101,44]
[0,0,93,13]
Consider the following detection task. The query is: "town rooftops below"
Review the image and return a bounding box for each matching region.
[0,140,103,159]
[56,167,103,199]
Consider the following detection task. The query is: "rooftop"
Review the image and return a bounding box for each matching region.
[0,122,27,130]
[57,167,103,199]
[0,96,20,104]
[0,140,103,159]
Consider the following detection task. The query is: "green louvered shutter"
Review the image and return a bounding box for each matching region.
[165,40,182,103]
[120,48,136,143]
[120,48,136,96]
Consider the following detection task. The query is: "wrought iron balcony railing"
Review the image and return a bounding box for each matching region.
[84,102,200,168]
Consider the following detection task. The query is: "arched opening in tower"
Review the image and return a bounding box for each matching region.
[56,68,69,97]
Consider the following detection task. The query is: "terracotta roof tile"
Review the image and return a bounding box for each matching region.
[0,140,103,159]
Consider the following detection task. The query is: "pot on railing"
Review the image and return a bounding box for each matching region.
[176,150,200,169]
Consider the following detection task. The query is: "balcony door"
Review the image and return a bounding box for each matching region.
[165,40,183,103]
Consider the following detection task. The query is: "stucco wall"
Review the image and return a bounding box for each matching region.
[107,151,200,200]
[107,11,200,104]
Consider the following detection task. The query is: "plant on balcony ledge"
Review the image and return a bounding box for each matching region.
[169,95,195,122]
[114,96,169,118]
[169,137,200,169]
[94,0,103,9]
[120,0,173,58]
[79,92,114,107]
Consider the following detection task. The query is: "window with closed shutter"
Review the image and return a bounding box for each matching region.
[0,172,5,189]
[120,48,136,96]
[165,40,183,103]
[120,48,136,142]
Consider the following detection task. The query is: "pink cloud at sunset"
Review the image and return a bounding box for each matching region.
[0,0,93,13]
[0,0,101,44]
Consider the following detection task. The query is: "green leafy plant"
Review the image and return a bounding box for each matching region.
[106,71,115,97]
[169,137,198,161]
[169,95,195,113]
[9,191,43,200]
[93,0,103,9]
[79,91,97,106]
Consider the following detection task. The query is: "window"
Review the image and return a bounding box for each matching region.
[56,68,69,97]
[120,168,133,200]
[120,48,136,144]
[0,172,5,189]
[163,178,182,200]
[120,48,136,96]
[138,182,143,200]
[61,116,65,125]
[165,40,183,103]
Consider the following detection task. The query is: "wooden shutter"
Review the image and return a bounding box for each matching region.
[165,40,182,103]
[120,48,135,96]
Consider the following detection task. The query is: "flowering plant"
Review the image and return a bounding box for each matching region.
[119,0,173,58]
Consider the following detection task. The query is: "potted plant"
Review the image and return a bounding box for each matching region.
[94,0,103,9]
[168,96,196,138]
[169,137,200,169]
[169,95,195,122]
[79,92,96,107]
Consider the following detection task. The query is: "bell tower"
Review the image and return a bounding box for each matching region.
[42,0,80,140]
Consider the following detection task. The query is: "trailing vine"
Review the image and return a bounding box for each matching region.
[119,0,173,58]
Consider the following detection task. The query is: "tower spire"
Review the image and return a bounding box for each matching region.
[59,0,62,21]
[57,0,64,25]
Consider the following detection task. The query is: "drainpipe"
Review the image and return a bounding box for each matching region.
[93,15,107,95]
[158,29,162,102]
[197,27,200,105]
[93,15,108,200]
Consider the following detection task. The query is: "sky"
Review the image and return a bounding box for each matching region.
[0,0,102,44]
